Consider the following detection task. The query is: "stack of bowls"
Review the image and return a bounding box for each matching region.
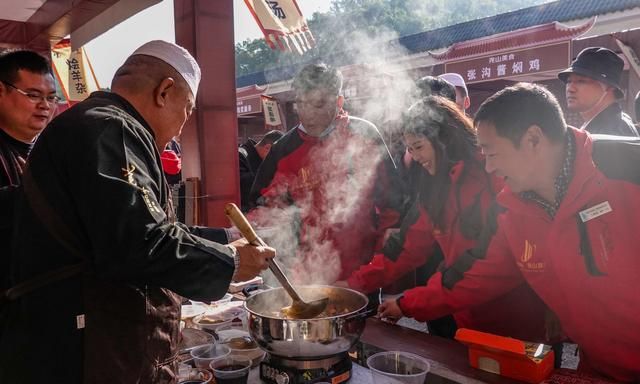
[189,343,231,370]
[216,325,265,367]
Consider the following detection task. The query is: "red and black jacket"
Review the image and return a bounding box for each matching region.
[401,128,640,381]
[348,160,548,342]
[249,112,402,282]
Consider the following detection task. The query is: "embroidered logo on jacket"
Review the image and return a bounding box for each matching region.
[521,240,535,263]
[517,240,545,272]
[123,162,162,216]
[292,166,322,193]
[122,164,137,186]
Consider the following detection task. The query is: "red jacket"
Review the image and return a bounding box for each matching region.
[348,160,548,341]
[249,112,401,282]
[405,128,640,381]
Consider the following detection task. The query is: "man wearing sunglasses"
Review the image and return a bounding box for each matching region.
[0,49,57,290]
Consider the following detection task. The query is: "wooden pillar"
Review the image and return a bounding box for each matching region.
[174,0,239,226]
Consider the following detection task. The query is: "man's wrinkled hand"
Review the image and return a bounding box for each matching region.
[378,298,403,321]
[230,238,275,282]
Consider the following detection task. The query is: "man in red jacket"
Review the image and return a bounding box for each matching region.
[249,63,401,283]
[379,83,640,382]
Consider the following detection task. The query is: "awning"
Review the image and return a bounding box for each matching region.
[0,0,160,50]
[70,0,161,49]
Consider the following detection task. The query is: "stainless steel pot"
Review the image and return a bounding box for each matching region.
[244,285,371,358]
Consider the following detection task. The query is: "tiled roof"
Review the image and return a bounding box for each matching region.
[236,0,640,88]
[430,18,595,60]
[398,0,640,53]
[236,84,267,98]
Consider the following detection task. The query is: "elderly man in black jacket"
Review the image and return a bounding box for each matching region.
[558,47,638,136]
[0,40,275,384]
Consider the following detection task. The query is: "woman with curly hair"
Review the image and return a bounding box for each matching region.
[343,96,549,342]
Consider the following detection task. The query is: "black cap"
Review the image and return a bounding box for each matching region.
[558,47,624,98]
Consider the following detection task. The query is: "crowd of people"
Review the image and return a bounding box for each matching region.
[0,40,639,383]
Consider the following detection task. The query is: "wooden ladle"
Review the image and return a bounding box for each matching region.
[224,203,329,319]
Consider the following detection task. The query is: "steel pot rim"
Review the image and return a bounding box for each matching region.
[243,284,369,321]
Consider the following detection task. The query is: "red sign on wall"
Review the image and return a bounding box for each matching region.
[237,96,262,115]
[445,42,571,84]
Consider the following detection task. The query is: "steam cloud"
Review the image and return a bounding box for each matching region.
[253,25,426,288]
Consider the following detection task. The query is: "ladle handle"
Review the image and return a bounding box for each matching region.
[224,203,262,246]
[265,259,303,301]
[224,203,303,302]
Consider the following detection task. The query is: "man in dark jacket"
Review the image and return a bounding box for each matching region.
[0,50,57,290]
[238,130,282,211]
[0,40,275,383]
[558,47,638,136]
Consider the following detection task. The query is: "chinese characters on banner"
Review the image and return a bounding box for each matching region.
[243,0,315,54]
[262,95,282,126]
[51,39,100,102]
[445,42,571,84]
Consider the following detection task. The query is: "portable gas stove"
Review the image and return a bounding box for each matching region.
[260,352,352,384]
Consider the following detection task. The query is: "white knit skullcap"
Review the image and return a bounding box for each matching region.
[131,40,201,97]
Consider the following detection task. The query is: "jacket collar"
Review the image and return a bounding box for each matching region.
[240,139,262,170]
[89,91,154,138]
[557,128,603,217]
[583,102,622,131]
[448,160,466,185]
[447,158,498,195]
[0,126,32,157]
[296,110,350,142]
[518,130,576,218]
[497,127,600,219]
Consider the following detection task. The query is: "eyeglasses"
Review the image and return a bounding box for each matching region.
[2,81,61,105]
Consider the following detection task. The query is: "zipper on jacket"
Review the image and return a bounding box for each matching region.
[575,212,606,276]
